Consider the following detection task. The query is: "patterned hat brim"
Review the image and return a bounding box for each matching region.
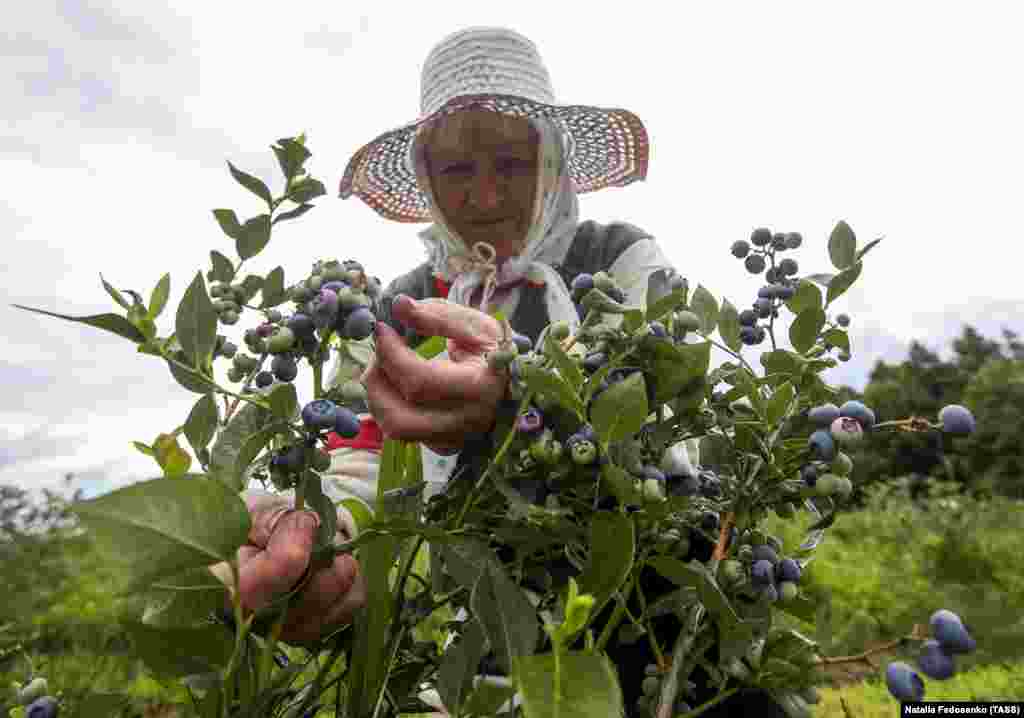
[338,93,649,223]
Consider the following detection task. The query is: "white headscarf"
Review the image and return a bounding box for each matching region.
[411,115,581,335]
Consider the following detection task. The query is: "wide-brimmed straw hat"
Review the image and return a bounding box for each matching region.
[338,26,650,223]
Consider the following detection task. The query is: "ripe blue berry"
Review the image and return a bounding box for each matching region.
[571,273,595,298]
[287,313,316,337]
[516,408,544,434]
[282,444,305,471]
[26,696,59,718]
[740,326,759,346]
[778,258,798,276]
[511,332,533,354]
[785,232,803,249]
[700,475,722,498]
[918,640,956,680]
[648,320,668,338]
[745,255,766,274]
[751,560,775,586]
[309,289,340,330]
[757,286,774,299]
[701,511,719,532]
[776,284,796,300]
[808,429,837,461]
[751,545,779,565]
[766,267,780,284]
[344,307,375,341]
[582,352,608,374]
[750,228,772,246]
[668,475,701,497]
[271,355,298,382]
[778,558,801,583]
[808,403,840,427]
[838,400,875,431]
[930,609,977,654]
[254,371,274,388]
[739,309,757,327]
[302,399,338,430]
[836,313,850,327]
[731,240,751,258]
[939,404,976,436]
[885,661,925,702]
[754,298,772,318]
[801,464,819,486]
[321,280,349,295]
[334,406,361,438]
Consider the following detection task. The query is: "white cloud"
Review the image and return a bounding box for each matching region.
[3,1,1022,500]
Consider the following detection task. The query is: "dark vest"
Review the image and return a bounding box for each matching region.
[377,219,656,347]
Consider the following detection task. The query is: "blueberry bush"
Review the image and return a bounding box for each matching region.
[12,134,981,717]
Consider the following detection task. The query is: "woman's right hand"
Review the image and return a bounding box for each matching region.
[209,493,366,645]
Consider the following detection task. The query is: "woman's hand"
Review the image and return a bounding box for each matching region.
[362,294,509,453]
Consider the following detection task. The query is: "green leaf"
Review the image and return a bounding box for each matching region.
[153,433,192,479]
[259,266,286,309]
[267,382,298,421]
[784,280,822,316]
[209,251,235,283]
[718,298,742,353]
[578,512,635,618]
[804,273,834,288]
[148,273,171,320]
[212,209,243,240]
[288,177,327,203]
[184,394,219,457]
[227,161,273,205]
[132,441,155,458]
[70,476,250,596]
[234,426,278,489]
[640,338,710,406]
[544,331,584,393]
[789,308,826,354]
[272,203,314,225]
[302,471,337,550]
[464,680,517,718]
[855,237,883,262]
[825,261,862,307]
[339,498,373,534]
[821,328,850,353]
[140,565,231,629]
[437,618,488,716]
[646,282,688,321]
[515,652,624,718]
[765,381,795,427]
[100,273,131,310]
[690,284,719,335]
[827,221,857,270]
[167,349,217,395]
[647,557,740,629]
[176,272,218,372]
[11,304,146,343]
[590,371,649,444]
[760,349,804,377]
[414,335,447,359]
[520,362,584,419]
[239,274,264,304]
[272,138,312,180]
[471,562,538,674]
[622,309,645,334]
[123,622,235,679]
[236,214,272,261]
[600,462,641,506]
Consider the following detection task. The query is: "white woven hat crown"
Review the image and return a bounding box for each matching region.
[339,26,649,223]
[419,27,556,118]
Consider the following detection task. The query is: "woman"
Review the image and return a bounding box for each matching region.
[219,27,782,718]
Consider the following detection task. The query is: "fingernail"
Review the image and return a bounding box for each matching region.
[297,511,319,532]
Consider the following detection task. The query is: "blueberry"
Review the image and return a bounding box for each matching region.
[808,403,840,428]
[778,258,798,276]
[751,559,775,586]
[930,609,977,654]
[731,240,751,258]
[607,286,626,303]
[344,307,376,340]
[700,476,722,498]
[750,228,772,246]
[254,370,274,388]
[321,280,349,295]
[918,639,956,680]
[309,289,340,329]
[744,255,766,274]
[577,424,597,443]
[333,406,361,438]
[751,545,779,566]
[766,267,779,284]
[754,298,772,318]
[885,661,925,702]
[287,313,316,337]
[516,408,544,434]
[571,273,595,299]
[668,475,701,497]
[26,696,59,718]
[776,284,796,300]
[648,320,668,338]
[785,232,803,249]
[740,326,760,346]
[778,557,801,582]
[302,399,338,430]
[271,355,298,382]
[757,286,774,299]
[808,429,837,461]
[281,444,305,471]
[939,404,976,436]
[836,313,850,327]
[838,400,875,431]
[582,352,607,374]
[739,309,757,327]
[701,512,719,532]
[641,465,666,482]
[511,332,533,354]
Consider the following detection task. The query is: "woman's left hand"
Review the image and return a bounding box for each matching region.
[361,294,509,453]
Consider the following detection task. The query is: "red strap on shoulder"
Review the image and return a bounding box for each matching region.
[433,275,451,298]
[325,416,384,453]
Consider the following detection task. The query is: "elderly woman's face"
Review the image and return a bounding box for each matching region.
[423,109,540,264]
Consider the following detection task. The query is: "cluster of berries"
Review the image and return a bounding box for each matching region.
[11,676,59,717]
[729,541,804,604]
[885,609,978,701]
[265,399,363,487]
[635,666,695,717]
[798,400,874,500]
[730,228,804,347]
[214,259,381,393]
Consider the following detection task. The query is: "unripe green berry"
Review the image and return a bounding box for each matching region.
[593,271,616,294]
[267,327,296,354]
[641,676,660,698]
[227,367,244,383]
[778,581,799,602]
[775,502,797,519]
[339,380,368,403]
[266,309,283,323]
[488,347,517,370]
[231,286,247,305]
[831,451,853,477]
[220,310,240,325]
[834,476,853,500]
[836,313,850,327]
[675,310,701,332]
[220,341,238,359]
[306,275,323,292]
[815,473,842,497]
[838,350,851,362]
[210,282,228,298]
[549,320,571,341]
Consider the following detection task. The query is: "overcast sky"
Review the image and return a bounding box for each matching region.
[4,1,1022,505]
